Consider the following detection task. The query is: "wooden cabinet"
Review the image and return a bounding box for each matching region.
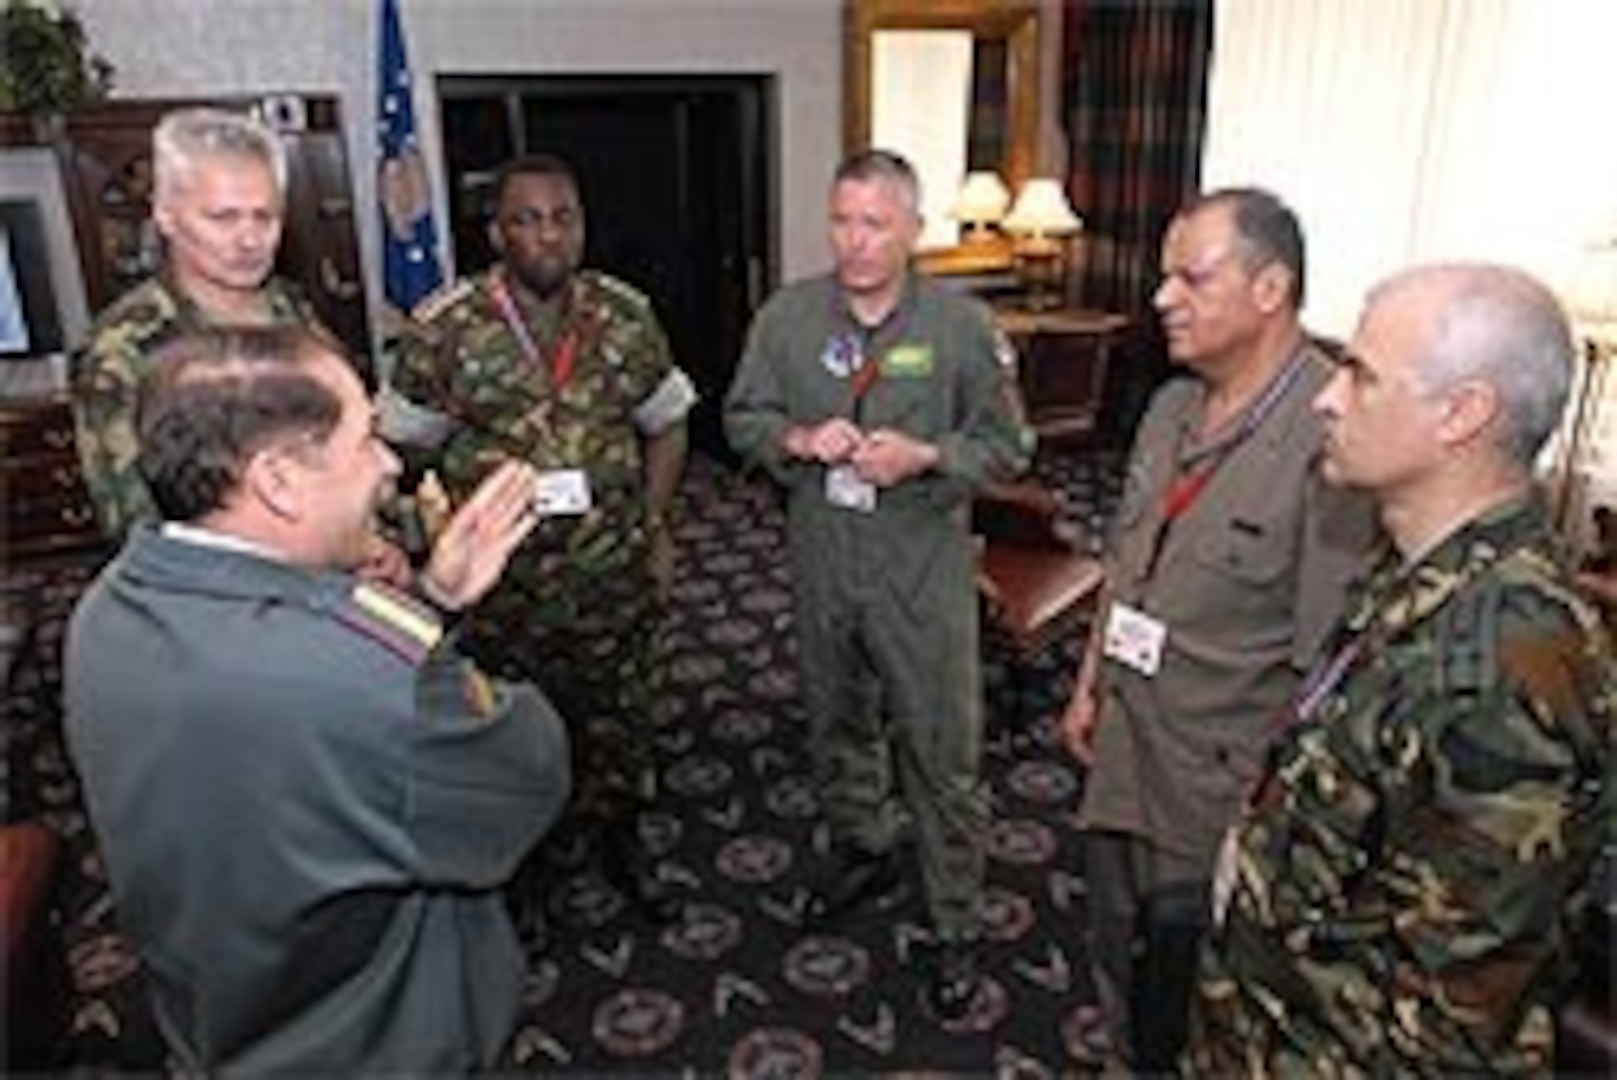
[994,305,1129,446]
[0,395,106,560]
[54,96,371,364]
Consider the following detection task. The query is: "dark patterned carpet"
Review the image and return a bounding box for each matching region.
[5,446,1127,1076]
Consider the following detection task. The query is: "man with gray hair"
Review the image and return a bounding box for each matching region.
[72,106,314,538]
[1189,263,1614,1073]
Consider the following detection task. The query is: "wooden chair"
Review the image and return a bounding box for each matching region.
[973,479,1106,724]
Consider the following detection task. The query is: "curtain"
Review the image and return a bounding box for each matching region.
[1202,0,1617,339]
[1061,0,1214,318]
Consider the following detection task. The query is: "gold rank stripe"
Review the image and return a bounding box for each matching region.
[349,583,444,662]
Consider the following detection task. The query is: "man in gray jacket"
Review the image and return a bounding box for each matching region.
[65,324,570,1072]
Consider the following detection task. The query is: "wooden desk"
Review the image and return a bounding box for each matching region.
[993,305,1129,445]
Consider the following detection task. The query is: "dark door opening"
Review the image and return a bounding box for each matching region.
[437,74,775,461]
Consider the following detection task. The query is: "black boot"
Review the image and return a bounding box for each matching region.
[601,822,682,924]
[925,939,982,1023]
[1131,886,1210,1071]
[803,846,905,927]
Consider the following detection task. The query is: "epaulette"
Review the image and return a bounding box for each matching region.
[590,271,651,310]
[411,278,477,324]
[1433,573,1500,695]
[333,581,445,666]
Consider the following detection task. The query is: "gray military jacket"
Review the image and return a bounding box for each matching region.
[64,527,571,1073]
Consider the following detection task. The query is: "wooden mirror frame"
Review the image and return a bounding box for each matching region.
[844,0,1041,275]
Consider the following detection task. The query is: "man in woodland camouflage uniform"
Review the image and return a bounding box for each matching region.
[393,154,695,924]
[1189,263,1614,1074]
[73,107,318,537]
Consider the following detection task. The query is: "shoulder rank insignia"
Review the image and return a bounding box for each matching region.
[411,278,476,324]
[336,582,444,665]
[592,271,651,309]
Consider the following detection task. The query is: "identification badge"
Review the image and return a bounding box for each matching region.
[1101,601,1167,676]
[534,468,592,516]
[824,463,877,513]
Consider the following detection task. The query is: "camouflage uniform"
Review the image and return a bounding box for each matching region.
[1190,497,1615,1076]
[393,267,688,825]
[71,274,317,538]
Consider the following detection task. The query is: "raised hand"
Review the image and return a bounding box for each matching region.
[419,460,540,611]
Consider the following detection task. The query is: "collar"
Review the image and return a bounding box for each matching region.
[160,520,290,562]
[834,271,918,341]
[1347,493,1556,639]
[121,523,347,612]
[154,269,300,330]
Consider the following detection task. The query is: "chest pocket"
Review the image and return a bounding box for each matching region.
[1193,512,1293,586]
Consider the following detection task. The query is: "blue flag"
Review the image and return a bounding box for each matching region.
[376,0,443,314]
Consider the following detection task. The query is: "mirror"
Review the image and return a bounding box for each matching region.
[845,0,1041,274]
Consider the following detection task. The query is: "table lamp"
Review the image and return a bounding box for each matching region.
[948,170,1011,245]
[1002,178,1082,311]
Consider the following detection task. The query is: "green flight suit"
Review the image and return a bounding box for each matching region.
[724,271,1033,941]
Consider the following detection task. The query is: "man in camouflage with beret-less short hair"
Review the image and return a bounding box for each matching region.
[1189,263,1614,1074]
[72,106,319,538]
[392,152,696,929]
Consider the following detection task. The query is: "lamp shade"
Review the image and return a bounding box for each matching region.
[948,170,1011,226]
[1002,179,1082,238]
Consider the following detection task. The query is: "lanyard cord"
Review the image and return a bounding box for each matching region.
[491,269,579,387]
[1144,348,1313,579]
[831,287,917,421]
[1249,537,1519,809]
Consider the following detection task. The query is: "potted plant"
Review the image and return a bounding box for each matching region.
[0,1,114,134]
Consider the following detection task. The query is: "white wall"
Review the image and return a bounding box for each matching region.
[66,0,844,339]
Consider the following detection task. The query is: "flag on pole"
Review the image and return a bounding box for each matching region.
[376,0,443,315]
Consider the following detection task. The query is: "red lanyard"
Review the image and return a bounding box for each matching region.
[491,272,579,387]
[1144,350,1311,579]
[850,353,881,399]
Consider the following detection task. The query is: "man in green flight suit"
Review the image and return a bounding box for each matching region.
[725,148,1033,1022]
[393,153,696,926]
[1189,263,1614,1074]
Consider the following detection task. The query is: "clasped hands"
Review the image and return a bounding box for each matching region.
[783,417,939,487]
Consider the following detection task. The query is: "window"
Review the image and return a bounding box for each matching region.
[1202,0,1617,339]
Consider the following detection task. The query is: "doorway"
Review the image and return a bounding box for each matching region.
[437,75,776,460]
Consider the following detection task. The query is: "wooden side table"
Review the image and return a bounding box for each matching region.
[992,305,1130,446]
[1,394,106,561]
